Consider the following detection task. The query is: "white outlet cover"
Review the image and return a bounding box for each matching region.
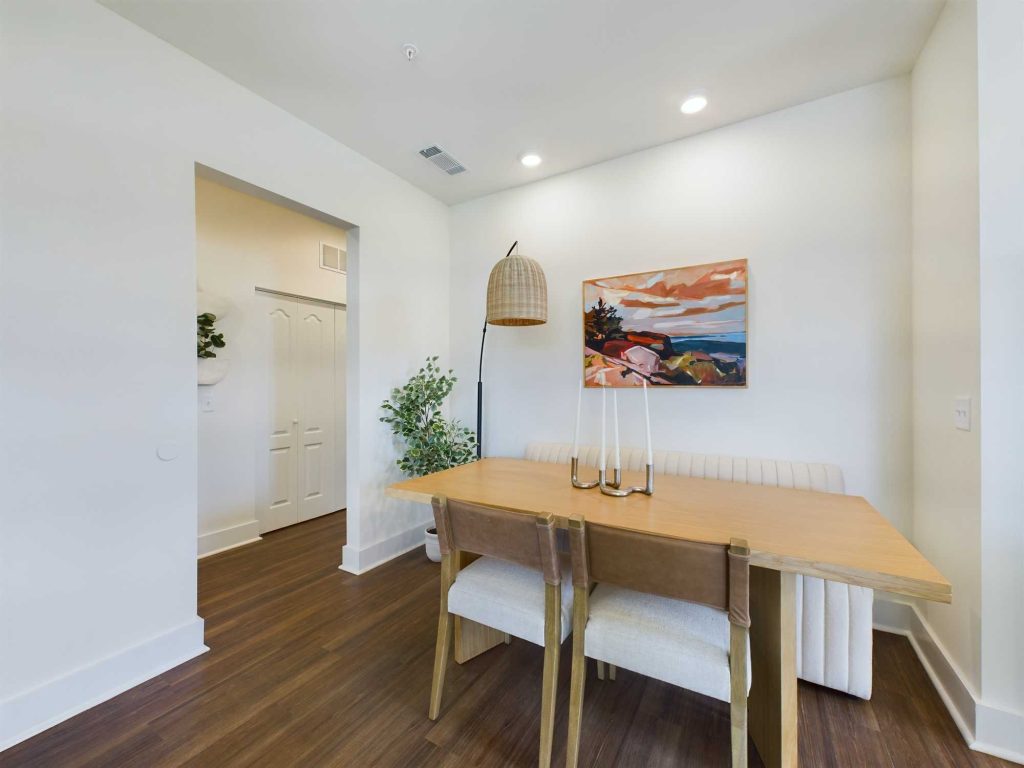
[954,396,971,431]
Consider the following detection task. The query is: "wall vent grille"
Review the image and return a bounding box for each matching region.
[419,145,467,175]
[320,241,347,274]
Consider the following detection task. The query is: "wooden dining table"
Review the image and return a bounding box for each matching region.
[387,457,950,768]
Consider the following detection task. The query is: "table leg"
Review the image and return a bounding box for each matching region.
[748,567,798,768]
[454,617,506,663]
[453,550,506,663]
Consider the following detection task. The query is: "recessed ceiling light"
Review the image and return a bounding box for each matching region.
[520,153,542,168]
[680,94,708,114]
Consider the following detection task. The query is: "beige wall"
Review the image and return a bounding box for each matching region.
[195,175,348,553]
[196,175,347,305]
[910,0,982,692]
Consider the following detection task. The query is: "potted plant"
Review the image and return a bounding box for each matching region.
[380,357,476,561]
[197,312,227,385]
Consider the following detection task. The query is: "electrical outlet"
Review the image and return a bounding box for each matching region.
[954,396,971,431]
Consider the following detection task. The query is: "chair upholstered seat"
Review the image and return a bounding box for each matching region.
[584,583,751,703]
[447,555,574,646]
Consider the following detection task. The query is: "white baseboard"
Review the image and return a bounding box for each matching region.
[340,519,430,575]
[197,519,261,558]
[975,701,1024,765]
[874,599,1024,765]
[0,616,207,753]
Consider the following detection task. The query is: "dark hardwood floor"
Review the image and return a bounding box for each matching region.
[3,512,1011,767]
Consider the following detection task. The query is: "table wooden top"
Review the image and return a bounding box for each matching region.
[387,458,950,603]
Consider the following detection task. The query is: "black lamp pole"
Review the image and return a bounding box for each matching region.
[475,319,487,459]
[476,240,518,459]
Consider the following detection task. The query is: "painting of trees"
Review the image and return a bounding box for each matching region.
[584,297,625,346]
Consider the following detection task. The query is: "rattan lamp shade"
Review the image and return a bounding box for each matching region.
[485,254,548,326]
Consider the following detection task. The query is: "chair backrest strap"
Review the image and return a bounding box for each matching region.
[567,514,749,626]
[432,495,561,585]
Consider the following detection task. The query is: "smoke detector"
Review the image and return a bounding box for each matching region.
[419,145,467,176]
[402,43,419,62]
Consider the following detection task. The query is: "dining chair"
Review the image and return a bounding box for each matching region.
[564,515,751,768]
[428,495,572,768]
[527,441,872,701]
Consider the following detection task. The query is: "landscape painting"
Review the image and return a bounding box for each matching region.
[583,259,748,387]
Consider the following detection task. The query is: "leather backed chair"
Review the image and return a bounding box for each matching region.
[526,442,873,699]
[565,515,751,767]
[428,495,571,768]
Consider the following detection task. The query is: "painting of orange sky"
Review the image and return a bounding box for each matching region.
[583,259,747,387]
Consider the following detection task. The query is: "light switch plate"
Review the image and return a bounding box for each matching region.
[954,396,971,431]
[201,394,215,413]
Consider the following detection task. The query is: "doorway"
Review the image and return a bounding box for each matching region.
[194,165,354,557]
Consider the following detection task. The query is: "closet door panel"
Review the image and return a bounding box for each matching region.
[259,296,299,533]
[295,303,335,522]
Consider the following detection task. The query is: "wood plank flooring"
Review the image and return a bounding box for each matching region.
[2,512,1012,767]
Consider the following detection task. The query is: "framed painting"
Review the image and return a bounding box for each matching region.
[583,259,748,387]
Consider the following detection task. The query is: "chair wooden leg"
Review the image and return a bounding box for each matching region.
[596,660,605,680]
[566,585,589,768]
[538,582,561,768]
[730,622,749,767]
[429,554,456,720]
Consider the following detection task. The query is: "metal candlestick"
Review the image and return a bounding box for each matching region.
[598,464,654,497]
[570,456,599,489]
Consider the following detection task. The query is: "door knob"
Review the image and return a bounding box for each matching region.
[293,418,299,424]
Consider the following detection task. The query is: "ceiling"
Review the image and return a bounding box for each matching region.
[101,0,943,205]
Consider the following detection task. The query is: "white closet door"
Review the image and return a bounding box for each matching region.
[260,295,299,534]
[294,302,335,522]
[257,293,337,534]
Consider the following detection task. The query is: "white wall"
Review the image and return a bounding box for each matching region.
[976,0,1024,758]
[889,2,1024,760]
[0,0,447,749]
[450,78,913,535]
[909,0,982,696]
[195,176,348,556]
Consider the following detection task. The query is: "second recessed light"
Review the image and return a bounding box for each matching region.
[520,153,542,167]
[680,94,708,114]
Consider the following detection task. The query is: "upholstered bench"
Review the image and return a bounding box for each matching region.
[525,442,873,699]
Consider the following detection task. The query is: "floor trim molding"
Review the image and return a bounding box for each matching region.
[340,519,429,575]
[197,519,262,558]
[874,599,1024,765]
[0,616,207,753]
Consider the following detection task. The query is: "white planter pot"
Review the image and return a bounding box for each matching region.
[424,527,441,562]
[198,357,228,386]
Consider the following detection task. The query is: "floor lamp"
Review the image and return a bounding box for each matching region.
[477,241,548,458]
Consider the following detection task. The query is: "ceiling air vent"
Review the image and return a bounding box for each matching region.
[419,145,467,175]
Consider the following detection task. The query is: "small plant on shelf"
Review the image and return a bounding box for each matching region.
[197,312,226,358]
[380,356,477,477]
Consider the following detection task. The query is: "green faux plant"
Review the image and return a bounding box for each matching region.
[380,356,477,477]
[197,312,226,359]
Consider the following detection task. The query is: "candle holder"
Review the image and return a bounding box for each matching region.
[570,456,599,489]
[598,464,654,497]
